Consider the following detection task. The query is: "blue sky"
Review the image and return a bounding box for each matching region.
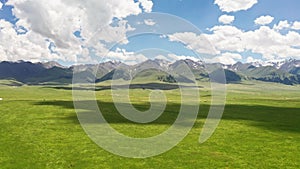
[150,0,300,31]
[0,0,300,65]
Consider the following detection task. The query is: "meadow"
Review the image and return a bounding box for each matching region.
[0,80,300,168]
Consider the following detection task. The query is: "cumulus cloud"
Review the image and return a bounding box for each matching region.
[154,54,199,62]
[167,54,200,62]
[229,25,300,60]
[246,56,262,63]
[144,19,156,26]
[254,15,274,25]
[8,0,144,41]
[0,20,63,62]
[214,0,258,12]
[206,25,245,53]
[95,20,135,45]
[155,55,169,60]
[3,0,153,63]
[208,52,242,65]
[292,21,300,30]
[168,24,300,61]
[273,20,290,30]
[139,0,153,13]
[168,32,219,55]
[218,14,235,24]
[106,48,148,65]
[0,2,3,9]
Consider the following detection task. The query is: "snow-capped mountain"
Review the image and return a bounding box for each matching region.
[1,58,300,85]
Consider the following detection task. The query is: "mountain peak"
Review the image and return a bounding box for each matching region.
[1,59,300,85]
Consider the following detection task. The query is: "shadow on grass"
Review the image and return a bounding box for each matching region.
[34,100,189,126]
[44,83,203,91]
[33,100,300,133]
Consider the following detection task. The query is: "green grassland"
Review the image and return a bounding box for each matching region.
[0,80,300,168]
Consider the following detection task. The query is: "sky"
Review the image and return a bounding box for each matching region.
[0,0,300,65]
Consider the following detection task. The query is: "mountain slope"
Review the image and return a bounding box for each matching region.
[1,59,300,85]
[0,61,73,84]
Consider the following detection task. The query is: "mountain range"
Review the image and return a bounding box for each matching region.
[1,59,300,85]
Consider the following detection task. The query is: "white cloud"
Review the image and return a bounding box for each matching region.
[254,15,274,25]
[144,19,156,26]
[154,53,200,62]
[139,0,153,13]
[0,2,3,9]
[0,20,62,62]
[94,20,135,45]
[218,15,235,24]
[246,56,262,63]
[168,32,219,55]
[208,52,242,65]
[155,55,168,60]
[4,0,153,63]
[206,25,245,53]
[106,48,148,65]
[214,0,258,12]
[292,21,300,30]
[241,26,300,60]
[8,0,144,42]
[273,20,290,30]
[167,54,200,62]
[168,23,300,62]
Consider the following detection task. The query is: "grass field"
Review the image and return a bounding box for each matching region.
[0,80,300,168]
